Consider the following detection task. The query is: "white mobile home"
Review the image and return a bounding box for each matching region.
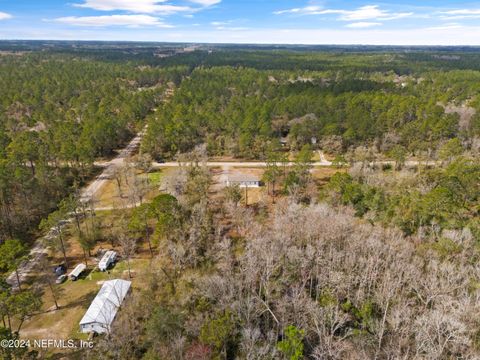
[225,174,261,188]
[79,279,131,334]
[99,251,117,272]
[69,263,86,281]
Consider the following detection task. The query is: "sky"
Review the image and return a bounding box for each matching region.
[2,1,480,45]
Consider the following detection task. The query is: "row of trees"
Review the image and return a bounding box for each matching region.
[159,48,480,73]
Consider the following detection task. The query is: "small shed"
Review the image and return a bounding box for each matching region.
[79,279,131,334]
[99,251,117,272]
[69,263,86,281]
[225,174,261,188]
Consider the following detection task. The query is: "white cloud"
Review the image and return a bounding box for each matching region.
[52,14,172,27]
[340,6,412,21]
[275,5,412,22]
[439,9,480,19]
[425,22,463,31]
[189,0,221,6]
[210,19,247,30]
[346,22,382,28]
[214,26,248,31]
[210,21,227,26]
[73,0,191,14]
[0,12,12,20]
[274,6,325,15]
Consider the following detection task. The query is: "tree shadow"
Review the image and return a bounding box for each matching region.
[60,289,98,311]
[75,267,94,281]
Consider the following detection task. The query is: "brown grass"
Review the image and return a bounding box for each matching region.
[312,167,346,186]
[93,168,177,209]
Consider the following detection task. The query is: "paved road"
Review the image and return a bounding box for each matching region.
[93,152,438,170]
[7,127,147,288]
[101,150,333,169]
[92,150,332,168]
[93,158,440,169]
[150,160,333,168]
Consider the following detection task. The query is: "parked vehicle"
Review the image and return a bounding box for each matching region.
[99,251,117,272]
[56,274,67,284]
[53,264,66,277]
[69,264,86,281]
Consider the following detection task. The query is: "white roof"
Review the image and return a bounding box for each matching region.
[99,251,116,268]
[226,174,261,183]
[69,263,86,278]
[79,279,131,327]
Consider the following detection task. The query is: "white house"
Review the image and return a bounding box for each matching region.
[79,279,131,334]
[69,263,86,281]
[225,174,261,188]
[98,251,117,272]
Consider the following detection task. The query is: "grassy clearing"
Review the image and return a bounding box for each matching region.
[312,167,346,184]
[20,258,149,342]
[94,168,176,209]
[147,170,164,186]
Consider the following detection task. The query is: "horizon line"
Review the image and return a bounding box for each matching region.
[2,39,480,48]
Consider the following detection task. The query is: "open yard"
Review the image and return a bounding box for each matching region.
[93,167,177,210]
[312,166,346,185]
[19,258,148,340]
[16,208,155,356]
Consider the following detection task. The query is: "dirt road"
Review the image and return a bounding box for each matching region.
[80,127,146,203]
[7,127,147,287]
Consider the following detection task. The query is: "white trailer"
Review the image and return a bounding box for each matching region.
[99,251,117,272]
[69,263,86,281]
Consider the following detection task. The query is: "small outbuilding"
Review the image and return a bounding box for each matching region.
[69,263,86,281]
[79,279,131,334]
[225,174,261,188]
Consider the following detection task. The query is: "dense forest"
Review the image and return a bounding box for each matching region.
[0,51,187,241]
[143,51,480,160]
[0,43,480,360]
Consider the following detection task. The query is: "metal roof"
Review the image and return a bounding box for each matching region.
[69,263,86,278]
[226,174,261,183]
[79,279,131,327]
